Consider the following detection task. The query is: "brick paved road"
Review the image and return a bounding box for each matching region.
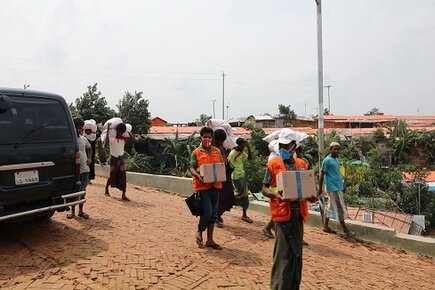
[0,177,434,290]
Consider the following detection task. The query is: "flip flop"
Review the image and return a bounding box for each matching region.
[195,233,203,247]
[241,216,253,223]
[121,196,131,202]
[78,212,89,219]
[344,231,357,239]
[205,243,222,250]
[66,213,75,219]
[262,228,274,238]
[322,227,337,234]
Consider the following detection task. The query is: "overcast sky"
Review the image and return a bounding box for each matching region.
[1,0,434,122]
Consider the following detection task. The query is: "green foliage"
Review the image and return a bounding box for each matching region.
[117,91,151,134]
[160,132,200,176]
[364,107,384,116]
[69,83,116,122]
[278,104,297,126]
[244,145,267,193]
[124,150,154,173]
[398,183,435,228]
[245,126,269,156]
[194,114,212,126]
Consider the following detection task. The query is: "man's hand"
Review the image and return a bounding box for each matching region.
[86,158,91,166]
[195,174,204,183]
[306,195,318,203]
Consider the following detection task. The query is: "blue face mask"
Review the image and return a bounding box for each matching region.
[279,149,293,160]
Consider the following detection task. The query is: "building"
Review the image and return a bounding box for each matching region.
[151,117,168,127]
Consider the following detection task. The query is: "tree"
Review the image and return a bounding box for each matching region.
[70,83,116,122]
[117,91,151,134]
[194,114,212,126]
[278,104,297,126]
[365,107,384,116]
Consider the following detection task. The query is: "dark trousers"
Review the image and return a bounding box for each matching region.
[198,188,220,232]
[271,211,304,290]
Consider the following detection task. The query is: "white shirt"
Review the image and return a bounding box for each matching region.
[77,135,91,173]
[109,138,125,158]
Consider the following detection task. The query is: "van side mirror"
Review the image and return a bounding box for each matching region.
[0,94,13,114]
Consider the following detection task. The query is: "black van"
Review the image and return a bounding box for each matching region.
[0,88,85,221]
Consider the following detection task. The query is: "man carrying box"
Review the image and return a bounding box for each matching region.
[318,142,356,239]
[261,134,316,290]
[189,127,224,250]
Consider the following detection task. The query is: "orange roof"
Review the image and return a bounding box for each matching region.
[324,115,397,121]
[396,115,435,121]
[403,171,435,182]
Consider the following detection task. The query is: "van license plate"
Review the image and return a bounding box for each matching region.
[15,170,39,185]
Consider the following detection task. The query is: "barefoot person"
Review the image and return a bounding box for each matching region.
[68,118,91,219]
[318,142,356,239]
[189,127,223,250]
[228,138,253,223]
[104,122,132,201]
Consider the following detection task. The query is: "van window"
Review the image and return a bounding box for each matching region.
[0,96,73,144]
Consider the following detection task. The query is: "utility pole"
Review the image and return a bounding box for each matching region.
[315,0,325,164]
[222,72,226,120]
[212,99,216,118]
[324,84,331,114]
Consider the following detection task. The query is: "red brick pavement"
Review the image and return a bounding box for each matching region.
[0,177,433,290]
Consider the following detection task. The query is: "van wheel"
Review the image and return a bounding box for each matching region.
[35,210,55,221]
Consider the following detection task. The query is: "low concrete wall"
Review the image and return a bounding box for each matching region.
[96,166,435,257]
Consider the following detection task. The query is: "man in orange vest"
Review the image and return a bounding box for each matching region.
[261,134,316,290]
[189,127,224,250]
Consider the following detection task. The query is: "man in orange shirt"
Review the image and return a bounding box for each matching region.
[262,134,315,290]
[189,127,223,250]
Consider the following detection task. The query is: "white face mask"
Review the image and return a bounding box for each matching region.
[84,133,96,141]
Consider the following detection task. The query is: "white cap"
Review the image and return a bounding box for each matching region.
[330,141,340,148]
[277,133,295,145]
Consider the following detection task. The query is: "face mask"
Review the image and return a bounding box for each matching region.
[279,148,293,160]
[85,133,97,141]
[201,137,212,148]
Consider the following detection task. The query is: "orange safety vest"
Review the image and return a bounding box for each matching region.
[267,156,309,223]
[192,146,223,191]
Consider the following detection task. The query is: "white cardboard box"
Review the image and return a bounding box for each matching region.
[199,163,227,183]
[276,170,316,200]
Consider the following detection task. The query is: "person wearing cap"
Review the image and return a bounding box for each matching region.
[261,134,315,290]
[228,137,253,223]
[318,142,356,239]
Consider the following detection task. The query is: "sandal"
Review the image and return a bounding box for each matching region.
[322,227,337,234]
[104,192,110,197]
[262,228,274,238]
[303,240,309,246]
[121,196,130,202]
[66,213,75,219]
[344,231,357,239]
[195,232,203,247]
[241,216,253,223]
[205,243,222,250]
[78,212,89,219]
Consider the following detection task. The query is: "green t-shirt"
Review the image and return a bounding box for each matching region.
[228,149,248,180]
